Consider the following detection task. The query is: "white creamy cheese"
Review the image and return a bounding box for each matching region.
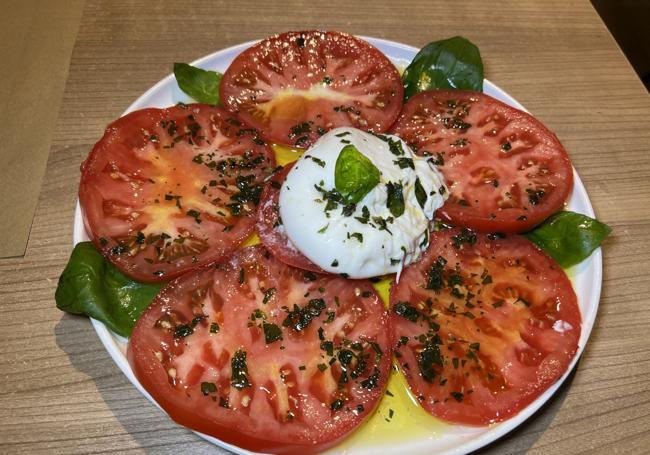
[278,127,448,278]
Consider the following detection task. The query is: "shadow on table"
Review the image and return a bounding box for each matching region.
[54,313,225,454]
[55,312,577,455]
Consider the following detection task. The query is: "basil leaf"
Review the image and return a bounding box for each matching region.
[386,182,405,218]
[524,211,612,268]
[173,62,222,105]
[55,242,165,337]
[335,144,381,204]
[402,36,483,100]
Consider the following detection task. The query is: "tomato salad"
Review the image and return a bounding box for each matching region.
[60,30,611,454]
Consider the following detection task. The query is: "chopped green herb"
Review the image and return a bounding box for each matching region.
[231,349,252,389]
[330,399,344,411]
[394,301,421,322]
[450,391,464,402]
[186,209,202,223]
[263,288,276,304]
[321,340,334,356]
[354,205,370,224]
[526,188,546,206]
[348,232,363,243]
[372,215,394,235]
[263,322,283,344]
[388,138,405,156]
[393,157,414,169]
[304,271,317,281]
[305,155,326,168]
[174,324,193,338]
[386,182,405,218]
[282,298,326,332]
[515,296,530,307]
[200,381,217,395]
[418,336,443,382]
[451,228,477,248]
[289,122,311,138]
[414,178,427,209]
[361,367,381,390]
[164,193,182,209]
[425,256,448,291]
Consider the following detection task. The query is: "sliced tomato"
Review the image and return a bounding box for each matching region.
[128,246,391,453]
[389,228,580,425]
[220,30,403,148]
[390,90,573,233]
[257,163,326,273]
[79,104,275,282]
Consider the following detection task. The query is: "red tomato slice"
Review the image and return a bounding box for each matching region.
[79,104,275,282]
[257,162,326,273]
[389,228,580,425]
[220,30,404,148]
[128,246,391,453]
[390,90,573,233]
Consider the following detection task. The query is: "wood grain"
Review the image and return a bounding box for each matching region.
[0,0,84,257]
[1,0,649,453]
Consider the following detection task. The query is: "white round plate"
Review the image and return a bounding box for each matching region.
[73,36,602,455]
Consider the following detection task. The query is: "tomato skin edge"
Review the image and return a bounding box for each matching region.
[389,229,581,426]
[220,30,404,148]
[78,105,272,283]
[130,342,390,454]
[256,162,329,274]
[391,89,574,234]
[127,246,394,454]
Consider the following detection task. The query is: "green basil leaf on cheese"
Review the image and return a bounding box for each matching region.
[335,144,381,204]
[414,177,427,209]
[386,181,405,218]
[173,62,222,105]
[55,242,165,337]
[524,211,612,268]
[402,36,483,100]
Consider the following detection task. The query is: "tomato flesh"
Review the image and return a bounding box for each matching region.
[257,162,326,273]
[128,246,391,453]
[389,228,581,425]
[390,90,573,233]
[220,31,404,148]
[79,104,275,282]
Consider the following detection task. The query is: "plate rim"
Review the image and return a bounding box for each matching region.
[72,34,602,455]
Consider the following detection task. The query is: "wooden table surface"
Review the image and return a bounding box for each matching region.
[2,0,650,453]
